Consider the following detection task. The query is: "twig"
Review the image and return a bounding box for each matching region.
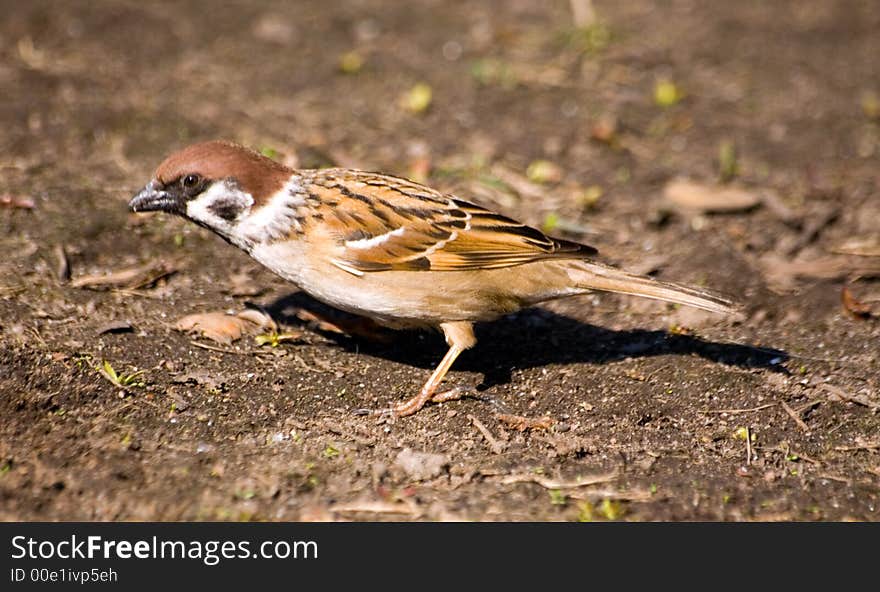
[745,427,753,465]
[499,472,617,489]
[188,340,275,357]
[54,244,70,282]
[330,501,416,515]
[702,403,776,415]
[782,204,839,256]
[111,288,163,299]
[780,401,810,432]
[189,340,245,355]
[469,414,506,454]
[817,384,880,411]
[794,399,823,414]
[817,473,852,486]
[0,284,26,296]
[496,413,553,432]
[320,420,375,447]
[568,488,654,502]
[834,442,880,452]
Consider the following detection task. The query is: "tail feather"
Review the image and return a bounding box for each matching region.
[568,260,738,315]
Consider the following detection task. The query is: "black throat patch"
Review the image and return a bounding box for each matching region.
[208,198,245,221]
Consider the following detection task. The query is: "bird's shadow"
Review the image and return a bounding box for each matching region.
[264,292,788,390]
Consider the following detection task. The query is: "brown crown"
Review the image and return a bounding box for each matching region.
[155,140,292,203]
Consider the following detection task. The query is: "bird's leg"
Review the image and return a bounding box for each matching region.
[388,321,477,417]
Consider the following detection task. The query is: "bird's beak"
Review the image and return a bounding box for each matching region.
[129,180,176,213]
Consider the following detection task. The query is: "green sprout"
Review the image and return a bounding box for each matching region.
[548,489,568,506]
[96,360,145,388]
[254,331,301,347]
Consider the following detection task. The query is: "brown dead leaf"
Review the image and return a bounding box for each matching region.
[498,471,617,489]
[663,178,761,214]
[590,114,618,144]
[71,260,178,290]
[759,255,880,292]
[0,194,35,209]
[496,413,553,432]
[817,384,880,411]
[54,244,70,282]
[236,308,277,332]
[842,286,874,320]
[175,309,274,344]
[832,236,880,258]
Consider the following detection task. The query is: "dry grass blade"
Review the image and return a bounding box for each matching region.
[499,471,617,489]
[330,500,416,516]
[496,413,553,431]
[0,194,35,209]
[54,244,70,282]
[832,236,880,257]
[702,403,776,415]
[469,414,506,454]
[663,178,761,214]
[71,260,178,290]
[568,488,654,502]
[834,441,880,452]
[779,401,810,432]
[818,383,880,411]
[759,255,880,291]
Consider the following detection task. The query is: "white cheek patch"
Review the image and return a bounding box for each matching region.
[236,177,307,244]
[186,181,254,237]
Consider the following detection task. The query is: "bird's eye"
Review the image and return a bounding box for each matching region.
[183,174,200,188]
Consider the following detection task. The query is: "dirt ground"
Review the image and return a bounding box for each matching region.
[1,0,878,522]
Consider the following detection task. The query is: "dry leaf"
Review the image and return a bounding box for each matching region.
[0,194,35,209]
[71,260,178,290]
[759,254,880,291]
[496,413,553,432]
[832,236,880,257]
[175,309,274,344]
[236,308,276,332]
[54,244,70,282]
[590,114,618,144]
[663,178,761,214]
[842,286,873,320]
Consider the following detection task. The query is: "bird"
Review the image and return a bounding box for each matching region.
[129,140,738,417]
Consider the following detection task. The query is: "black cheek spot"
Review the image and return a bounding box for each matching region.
[208,199,243,221]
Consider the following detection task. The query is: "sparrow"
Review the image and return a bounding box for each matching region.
[129,140,738,417]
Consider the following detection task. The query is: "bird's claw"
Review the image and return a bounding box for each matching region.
[353,386,471,418]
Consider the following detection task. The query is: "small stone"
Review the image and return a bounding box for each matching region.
[393,448,450,481]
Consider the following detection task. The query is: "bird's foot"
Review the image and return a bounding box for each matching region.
[353,387,468,417]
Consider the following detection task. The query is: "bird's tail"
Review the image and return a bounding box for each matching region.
[566,260,739,315]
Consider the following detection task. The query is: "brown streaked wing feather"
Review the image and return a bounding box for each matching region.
[302,169,597,273]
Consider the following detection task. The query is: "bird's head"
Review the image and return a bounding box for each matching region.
[129,141,293,240]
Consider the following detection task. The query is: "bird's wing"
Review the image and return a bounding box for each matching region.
[302,169,597,274]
